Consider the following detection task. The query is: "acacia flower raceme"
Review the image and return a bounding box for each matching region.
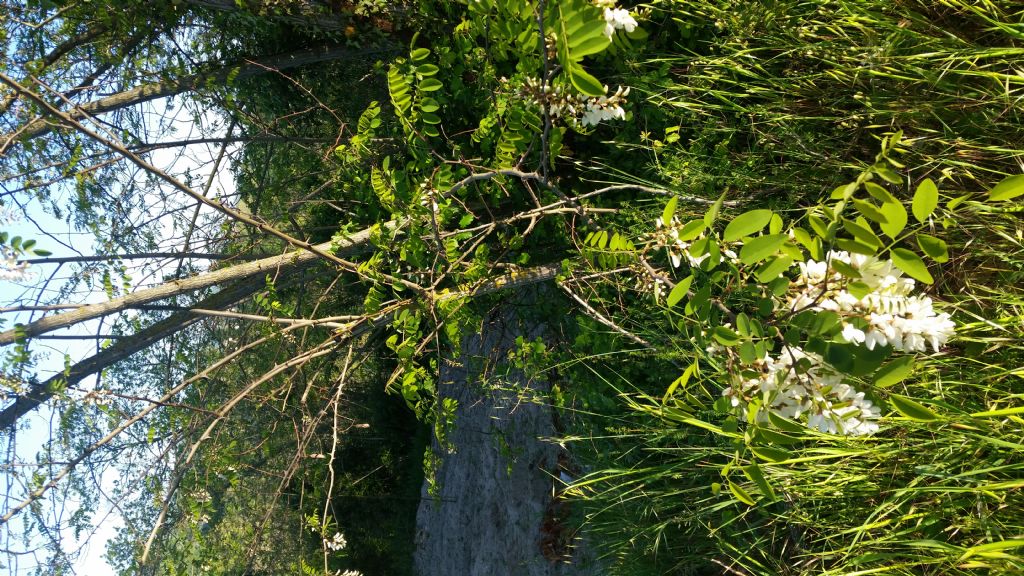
[516,77,629,128]
[0,247,32,283]
[787,251,955,353]
[593,1,638,39]
[325,531,347,551]
[721,347,881,436]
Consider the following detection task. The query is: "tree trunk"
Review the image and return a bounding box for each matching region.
[186,0,350,33]
[413,287,600,575]
[3,43,393,144]
[0,278,261,431]
[0,222,389,346]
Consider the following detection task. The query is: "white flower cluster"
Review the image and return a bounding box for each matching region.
[325,531,347,551]
[633,269,666,300]
[1,246,32,283]
[722,347,881,436]
[333,570,363,576]
[787,251,955,353]
[581,85,630,127]
[653,216,738,268]
[593,1,638,39]
[517,77,629,128]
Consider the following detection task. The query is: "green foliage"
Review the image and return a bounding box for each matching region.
[6,1,1024,575]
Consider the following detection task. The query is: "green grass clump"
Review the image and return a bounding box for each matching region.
[558,1,1024,574]
[623,0,1024,203]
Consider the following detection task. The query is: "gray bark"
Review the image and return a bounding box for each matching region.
[414,290,599,575]
[0,223,387,346]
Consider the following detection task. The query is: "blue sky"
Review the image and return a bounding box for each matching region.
[2,93,238,574]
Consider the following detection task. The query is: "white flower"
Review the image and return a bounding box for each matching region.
[325,531,348,551]
[841,323,866,344]
[520,78,629,127]
[580,86,630,127]
[787,252,954,353]
[715,346,880,436]
[602,7,638,39]
[0,247,32,283]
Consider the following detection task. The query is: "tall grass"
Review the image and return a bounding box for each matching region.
[566,203,1024,575]
[561,1,1024,574]
[612,0,1024,202]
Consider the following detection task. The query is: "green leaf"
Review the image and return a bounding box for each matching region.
[864,182,896,204]
[666,275,694,308]
[663,362,698,404]
[662,196,678,227]
[678,220,706,242]
[569,64,605,96]
[988,174,1024,201]
[713,325,742,346]
[728,479,757,506]
[879,200,908,238]
[704,195,725,227]
[874,356,915,388]
[889,394,941,421]
[686,284,712,320]
[738,341,757,363]
[851,199,889,225]
[791,227,814,251]
[736,313,751,337]
[387,65,412,115]
[836,238,877,256]
[750,446,792,463]
[742,463,776,501]
[971,406,1024,418]
[723,209,773,242]
[916,234,949,263]
[890,248,933,284]
[808,214,830,238]
[842,219,882,248]
[739,234,787,265]
[767,411,806,434]
[874,164,902,184]
[416,63,439,77]
[830,182,857,200]
[755,427,802,445]
[947,194,971,211]
[961,539,1024,560]
[566,15,611,57]
[848,281,872,300]
[755,255,793,282]
[912,178,939,222]
[419,98,440,113]
[831,259,861,279]
[573,34,612,57]
[410,47,431,62]
[418,78,443,92]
